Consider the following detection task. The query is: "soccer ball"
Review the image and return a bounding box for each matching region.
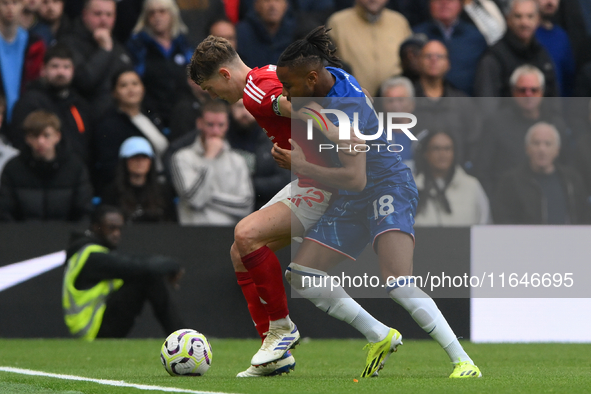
[160,329,213,376]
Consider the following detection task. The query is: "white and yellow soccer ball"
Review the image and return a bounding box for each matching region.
[160,329,213,376]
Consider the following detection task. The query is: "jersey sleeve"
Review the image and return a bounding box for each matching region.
[243,66,284,120]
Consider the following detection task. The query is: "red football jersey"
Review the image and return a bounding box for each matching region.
[243,66,334,191]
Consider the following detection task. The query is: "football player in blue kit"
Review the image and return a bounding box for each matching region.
[273,26,481,379]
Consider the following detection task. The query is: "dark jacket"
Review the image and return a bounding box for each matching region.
[126,32,192,128]
[168,94,202,142]
[65,231,182,290]
[555,0,591,70]
[492,163,590,224]
[61,19,132,116]
[30,14,73,46]
[474,30,559,98]
[473,102,571,196]
[0,146,93,221]
[236,10,298,68]
[413,19,488,96]
[10,79,92,162]
[91,106,164,194]
[101,180,177,223]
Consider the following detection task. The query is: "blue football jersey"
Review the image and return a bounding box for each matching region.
[324,67,410,192]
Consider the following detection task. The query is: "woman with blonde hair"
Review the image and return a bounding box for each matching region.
[127,0,193,129]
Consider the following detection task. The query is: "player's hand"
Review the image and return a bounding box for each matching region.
[94,28,113,51]
[203,136,225,158]
[288,139,307,173]
[271,143,291,170]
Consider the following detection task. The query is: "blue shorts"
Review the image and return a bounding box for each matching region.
[305,178,418,260]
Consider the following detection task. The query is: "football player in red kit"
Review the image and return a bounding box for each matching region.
[188,36,365,377]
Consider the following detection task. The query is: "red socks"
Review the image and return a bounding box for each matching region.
[235,271,269,340]
[241,246,289,322]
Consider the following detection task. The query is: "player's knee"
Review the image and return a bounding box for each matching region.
[230,243,245,271]
[233,218,259,253]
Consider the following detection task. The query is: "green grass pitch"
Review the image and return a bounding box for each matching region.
[0,338,590,394]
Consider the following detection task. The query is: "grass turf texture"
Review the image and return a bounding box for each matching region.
[0,339,590,394]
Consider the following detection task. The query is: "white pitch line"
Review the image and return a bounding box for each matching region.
[0,367,235,394]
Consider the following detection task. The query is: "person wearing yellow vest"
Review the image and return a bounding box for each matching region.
[62,204,185,340]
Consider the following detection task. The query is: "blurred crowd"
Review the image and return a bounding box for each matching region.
[0,0,590,226]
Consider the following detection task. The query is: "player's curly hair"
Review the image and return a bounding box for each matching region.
[188,36,238,85]
[277,26,342,69]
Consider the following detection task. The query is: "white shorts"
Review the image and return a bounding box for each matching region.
[261,180,332,232]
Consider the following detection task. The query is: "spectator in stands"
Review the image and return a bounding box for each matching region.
[535,0,575,96]
[0,0,45,124]
[228,99,291,209]
[170,100,254,226]
[236,0,296,69]
[63,205,184,340]
[463,0,506,45]
[92,69,169,194]
[178,0,226,47]
[396,33,427,85]
[492,122,589,224]
[20,0,40,29]
[32,0,71,46]
[415,40,465,98]
[327,0,412,96]
[127,0,192,131]
[101,136,176,223]
[61,0,132,116]
[554,0,591,71]
[474,0,558,98]
[0,110,93,221]
[208,18,237,49]
[0,95,18,185]
[11,44,91,163]
[413,0,488,95]
[379,76,418,170]
[413,40,483,167]
[474,64,569,196]
[414,129,491,226]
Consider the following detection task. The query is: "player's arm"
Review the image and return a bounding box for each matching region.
[276,96,362,155]
[273,139,366,192]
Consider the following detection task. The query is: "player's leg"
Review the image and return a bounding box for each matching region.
[233,236,297,377]
[233,202,302,365]
[287,204,400,378]
[375,230,481,378]
[231,238,291,341]
[239,184,332,366]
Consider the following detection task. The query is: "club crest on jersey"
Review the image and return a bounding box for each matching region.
[272,95,282,117]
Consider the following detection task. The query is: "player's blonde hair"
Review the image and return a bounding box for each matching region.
[188,36,238,85]
[132,0,188,38]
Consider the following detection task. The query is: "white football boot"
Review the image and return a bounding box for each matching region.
[237,351,296,377]
[250,323,300,366]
